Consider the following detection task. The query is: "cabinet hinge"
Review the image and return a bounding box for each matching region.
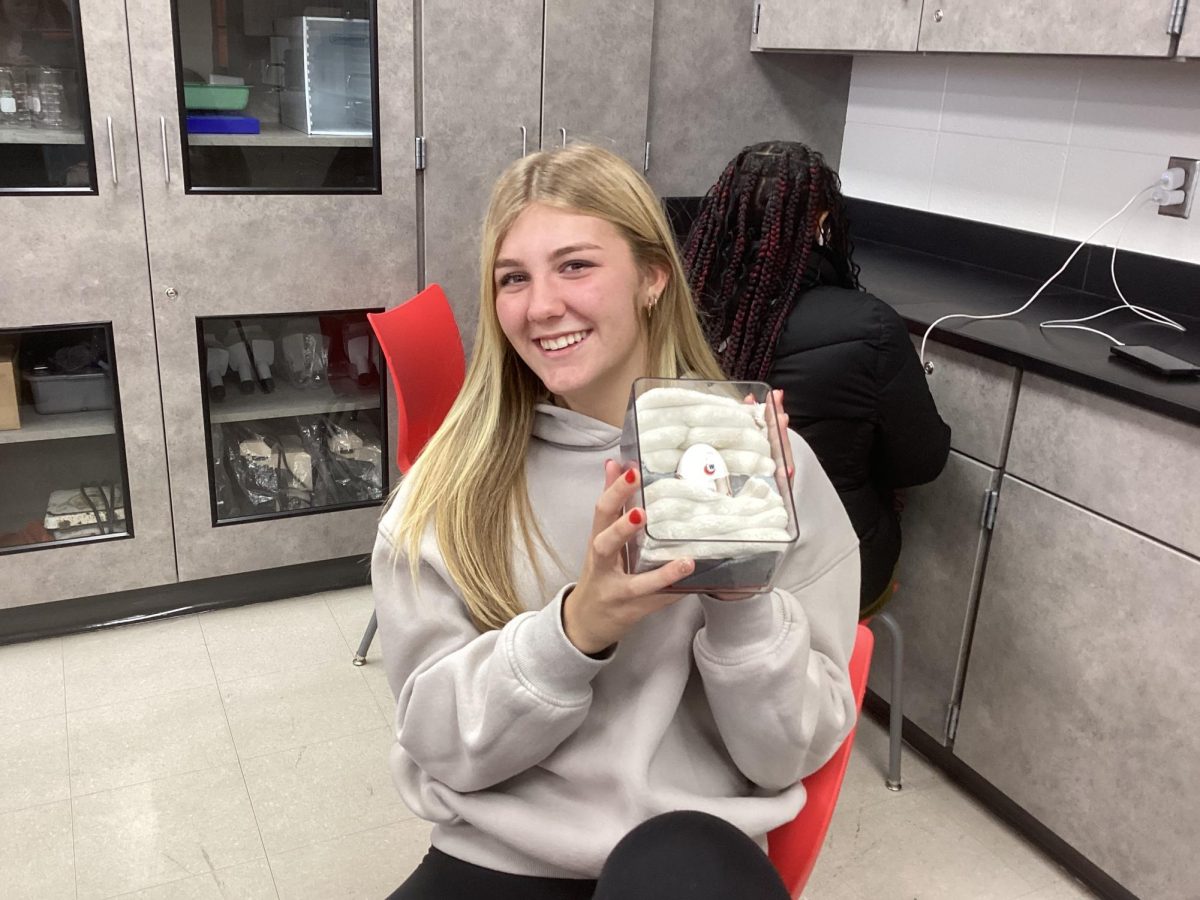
[1167,0,1187,35]
[414,135,427,171]
[945,703,961,743]
[752,2,762,35]
[980,489,999,531]
[643,142,651,174]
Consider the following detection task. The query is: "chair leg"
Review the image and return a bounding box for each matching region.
[353,611,378,666]
[873,610,904,791]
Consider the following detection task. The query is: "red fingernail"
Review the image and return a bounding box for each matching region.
[625,469,636,484]
[787,465,794,479]
[628,509,643,525]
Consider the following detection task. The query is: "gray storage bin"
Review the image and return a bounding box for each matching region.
[26,371,114,414]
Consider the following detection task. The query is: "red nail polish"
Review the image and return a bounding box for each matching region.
[628,509,643,525]
[624,469,637,484]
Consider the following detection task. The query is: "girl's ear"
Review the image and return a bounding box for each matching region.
[644,262,669,301]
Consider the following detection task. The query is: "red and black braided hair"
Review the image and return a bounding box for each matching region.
[683,141,861,382]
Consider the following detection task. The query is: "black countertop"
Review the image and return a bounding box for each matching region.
[855,240,1200,427]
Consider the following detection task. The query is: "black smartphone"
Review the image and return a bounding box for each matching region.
[1109,344,1200,378]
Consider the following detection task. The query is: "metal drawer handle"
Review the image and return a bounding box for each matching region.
[106,116,117,185]
[520,124,527,156]
[559,126,567,148]
[159,116,170,185]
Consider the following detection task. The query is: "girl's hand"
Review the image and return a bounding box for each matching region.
[562,460,695,655]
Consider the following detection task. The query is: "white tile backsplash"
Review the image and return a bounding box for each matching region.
[839,122,939,209]
[845,55,947,130]
[930,133,1067,234]
[839,55,1200,264]
[940,56,1081,145]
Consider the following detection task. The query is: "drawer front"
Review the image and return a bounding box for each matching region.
[912,337,1019,468]
[1007,374,1200,557]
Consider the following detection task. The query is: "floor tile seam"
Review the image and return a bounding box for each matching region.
[325,594,365,655]
[214,656,380,690]
[64,673,221,715]
[198,607,284,900]
[94,852,273,900]
[0,791,74,820]
[66,758,246,802]
[234,721,395,765]
[0,708,71,729]
[63,641,80,900]
[209,649,368,686]
[262,808,425,862]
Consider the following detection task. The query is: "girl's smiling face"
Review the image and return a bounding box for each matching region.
[494,203,666,425]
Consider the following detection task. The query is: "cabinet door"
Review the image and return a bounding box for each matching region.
[917,0,1175,56]
[1007,374,1200,558]
[954,477,1200,899]
[125,0,417,581]
[1180,9,1200,58]
[421,0,542,346]
[752,0,922,52]
[868,451,998,744]
[1,0,177,607]
[647,0,852,198]
[913,336,1020,468]
[541,0,654,168]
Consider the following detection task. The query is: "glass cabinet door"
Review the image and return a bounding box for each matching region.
[199,311,387,524]
[0,324,131,553]
[170,0,379,191]
[0,0,95,191]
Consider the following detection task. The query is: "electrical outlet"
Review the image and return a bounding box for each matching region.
[1158,156,1198,219]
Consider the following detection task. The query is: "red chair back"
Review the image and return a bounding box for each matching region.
[767,623,875,897]
[367,284,466,473]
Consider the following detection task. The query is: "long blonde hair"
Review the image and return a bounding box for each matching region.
[393,144,724,631]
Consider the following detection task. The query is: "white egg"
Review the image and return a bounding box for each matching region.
[675,443,733,496]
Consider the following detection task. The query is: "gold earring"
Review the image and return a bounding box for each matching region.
[646,294,658,318]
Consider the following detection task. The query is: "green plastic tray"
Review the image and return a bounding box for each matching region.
[183,83,251,111]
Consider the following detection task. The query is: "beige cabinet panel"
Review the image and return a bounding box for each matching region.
[917,0,1176,56]
[753,0,922,52]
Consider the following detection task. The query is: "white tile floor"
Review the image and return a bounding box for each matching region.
[0,586,1098,899]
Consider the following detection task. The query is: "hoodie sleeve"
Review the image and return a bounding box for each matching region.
[372,485,610,794]
[693,431,860,790]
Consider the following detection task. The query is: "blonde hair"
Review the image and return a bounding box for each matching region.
[392,144,724,631]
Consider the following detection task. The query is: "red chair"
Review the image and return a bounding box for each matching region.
[353,284,466,665]
[767,622,875,897]
[367,284,466,473]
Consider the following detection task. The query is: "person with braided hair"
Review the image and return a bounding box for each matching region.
[685,141,950,616]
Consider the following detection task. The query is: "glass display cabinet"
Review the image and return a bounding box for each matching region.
[199,311,387,524]
[170,0,379,191]
[0,0,96,191]
[0,324,131,553]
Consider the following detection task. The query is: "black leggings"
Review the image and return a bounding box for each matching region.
[387,810,791,900]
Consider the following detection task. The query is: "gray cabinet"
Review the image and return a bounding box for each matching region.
[1006,374,1200,559]
[646,0,852,198]
[752,0,922,53]
[870,451,999,744]
[1,0,177,609]
[124,0,417,581]
[542,0,655,168]
[421,0,543,344]
[1181,7,1200,58]
[954,476,1200,900]
[915,337,1019,468]
[916,0,1176,56]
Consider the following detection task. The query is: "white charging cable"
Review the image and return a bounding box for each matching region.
[1038,187,1187,345]
[918,176,1182,372]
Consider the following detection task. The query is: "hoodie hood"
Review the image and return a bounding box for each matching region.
[533,403,622,451]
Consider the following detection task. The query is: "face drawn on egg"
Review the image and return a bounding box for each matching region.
[675,443,732,496]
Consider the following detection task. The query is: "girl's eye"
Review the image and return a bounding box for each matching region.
[497,272,526,288]
[562,260,593,274]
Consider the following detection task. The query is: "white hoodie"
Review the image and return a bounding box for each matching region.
[371,403,860,878]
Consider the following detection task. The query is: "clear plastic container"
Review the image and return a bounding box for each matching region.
[620,377,798,594]
[26,371,113,414]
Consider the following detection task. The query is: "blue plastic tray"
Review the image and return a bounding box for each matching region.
[186,114,260,135]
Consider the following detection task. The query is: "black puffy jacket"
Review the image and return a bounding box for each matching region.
[769,284,951,611]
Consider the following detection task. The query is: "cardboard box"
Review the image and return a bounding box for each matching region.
[0,341,20,431]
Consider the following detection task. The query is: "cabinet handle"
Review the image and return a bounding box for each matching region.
[559,126,567,148]
[106,116,117,186]
[520,124,527,157]
[159,116,170,185]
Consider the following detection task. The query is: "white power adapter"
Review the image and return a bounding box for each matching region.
[1158,167,1186,190]
[1152,187,1186,206]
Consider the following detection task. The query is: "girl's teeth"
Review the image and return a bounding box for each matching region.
[541,331,586,350]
